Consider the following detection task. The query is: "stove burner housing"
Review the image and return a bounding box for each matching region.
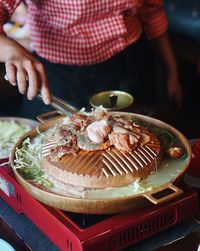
[0,160,199,251]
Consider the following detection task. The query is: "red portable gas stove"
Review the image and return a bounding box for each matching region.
[0,159,199,251]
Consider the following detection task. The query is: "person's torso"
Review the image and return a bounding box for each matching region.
[26,0,143,64]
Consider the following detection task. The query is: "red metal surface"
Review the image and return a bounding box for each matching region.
[0,159,199,251]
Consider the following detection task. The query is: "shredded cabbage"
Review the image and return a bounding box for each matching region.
[0,120,31,159]
[15,130,53,187]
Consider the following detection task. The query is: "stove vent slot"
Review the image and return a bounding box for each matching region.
[66,239,73,251]
[16,193,22,204]
[110,210,175,250]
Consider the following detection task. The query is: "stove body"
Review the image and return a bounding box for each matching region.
[0,160,199,251]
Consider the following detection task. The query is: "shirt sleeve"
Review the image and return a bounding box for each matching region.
[138,0,168,39]
[0,0,21,34]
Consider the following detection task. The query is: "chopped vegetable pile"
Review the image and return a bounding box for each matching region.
[15,137,53,187]
[0,120,31,158]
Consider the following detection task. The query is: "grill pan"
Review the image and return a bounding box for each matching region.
[10,111,191,214]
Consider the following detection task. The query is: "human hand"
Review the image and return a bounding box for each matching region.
[2,36,51,104]
[166,70,183,113]
[149,33,183,113]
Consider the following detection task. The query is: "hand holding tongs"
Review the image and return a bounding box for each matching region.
[4,73,78,116]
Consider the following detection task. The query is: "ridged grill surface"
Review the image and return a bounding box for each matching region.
[42,136,160,178]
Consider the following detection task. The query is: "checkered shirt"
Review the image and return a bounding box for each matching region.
[0,0,168,65]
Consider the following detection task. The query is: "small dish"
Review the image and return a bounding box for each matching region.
[89,90,134,111]
[0,238,15,251]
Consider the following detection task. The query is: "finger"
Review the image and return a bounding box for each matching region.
[5,62,17,86]
[25,62,39,100]
[16,67,27,94]
[35,63,51,104]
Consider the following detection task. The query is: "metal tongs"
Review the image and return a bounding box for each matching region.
[37,93,78,116]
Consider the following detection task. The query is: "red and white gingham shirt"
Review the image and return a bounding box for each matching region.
[0,0,168,65]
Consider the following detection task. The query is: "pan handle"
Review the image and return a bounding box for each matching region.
[36,94,79,122]
[142,184,183,205]
[37,110,65,123]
